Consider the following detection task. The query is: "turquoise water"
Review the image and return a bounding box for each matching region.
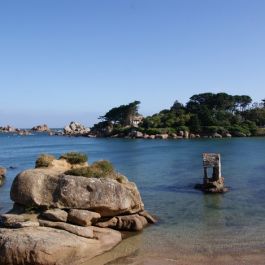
[1,134,265,262]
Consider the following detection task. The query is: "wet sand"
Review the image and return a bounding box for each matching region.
[88,233,265,265]
[106,253,265,265]
[90,251,265,265]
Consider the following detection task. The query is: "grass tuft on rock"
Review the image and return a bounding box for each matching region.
[60,152,88,164]
[65,167,94,178]
[91,160,114,174]
[65,160,127,183]
[35,154,55,168]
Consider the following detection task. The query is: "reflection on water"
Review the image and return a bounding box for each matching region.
[1,135,265,264]
[89,234,142,265]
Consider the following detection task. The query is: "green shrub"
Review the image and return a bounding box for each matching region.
[203,126,227,134]
[145,128,162,135]
[112,126,133,136]
[60,152,88,164]
[65,160,114,178]
[64,160,127,182]
[228,125,250,136]
[145,127,176,135]
[65,167,95,177]
[176,126,189,132]
[163,127,177,134]
[91,160,114,174]
[35,154,55,168]
[243,120,258,135]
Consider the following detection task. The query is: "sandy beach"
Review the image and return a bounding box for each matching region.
[90,251,265,265]
[88,231,265,265]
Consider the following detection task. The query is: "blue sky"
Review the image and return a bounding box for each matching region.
[0,0,265,127]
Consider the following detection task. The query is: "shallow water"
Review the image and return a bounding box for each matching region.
[1,135,265,264]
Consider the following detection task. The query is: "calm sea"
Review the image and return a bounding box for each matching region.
[1,134,265,263]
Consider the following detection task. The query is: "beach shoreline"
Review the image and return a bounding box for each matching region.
[89,246,265,265]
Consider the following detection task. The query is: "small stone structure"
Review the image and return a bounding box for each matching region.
[195,153,228,193]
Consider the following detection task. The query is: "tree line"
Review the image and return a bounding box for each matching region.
[93,93,265,137]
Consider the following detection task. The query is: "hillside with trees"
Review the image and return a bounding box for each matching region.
[92,93,265,138]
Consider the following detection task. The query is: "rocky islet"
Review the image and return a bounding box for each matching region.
[0,154,156,265]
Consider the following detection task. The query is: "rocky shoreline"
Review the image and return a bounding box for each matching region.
[0,153,156,265]
[0,121,260,139]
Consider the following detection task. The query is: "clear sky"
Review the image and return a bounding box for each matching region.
[0,0,265,127]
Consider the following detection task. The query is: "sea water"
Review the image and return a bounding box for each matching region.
[1,134,265,264]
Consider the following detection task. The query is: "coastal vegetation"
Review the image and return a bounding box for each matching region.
[65,160,114,178]
[35,154,55,168]
[1,92,265,138]
[65,160,127,183]
[60,152,88,164]
[92,93,265,137]
[99,100,141,126]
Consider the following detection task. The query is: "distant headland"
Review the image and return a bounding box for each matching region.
[1,92,265,139]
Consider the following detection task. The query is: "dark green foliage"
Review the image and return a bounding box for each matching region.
[176,126,189,132]
[112,126,134,135]
[60,152,88,164]
[145,128,163,135]
[142,110,190,129]
[188,114,201,133]
[141,93,261,136]
[170,100,184,113]
[99,101,141,126]
[145,128,176,135]
[242,108,265,126]
[92,92,265,136]
[228,125,249,136]
[203,126,227,135]
[35,154,55,168]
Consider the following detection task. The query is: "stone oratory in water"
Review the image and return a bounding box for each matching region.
[195,153,228,193]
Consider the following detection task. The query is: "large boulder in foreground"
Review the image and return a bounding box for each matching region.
[0,226,122,265]
[2,155,155,265]
[10,169,144,217]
